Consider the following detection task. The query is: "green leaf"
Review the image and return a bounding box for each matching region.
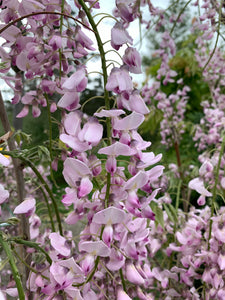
[37,146,50,161]
[14,130,32,145]
[150,201,164,229]
[139,108,163,135]
[163,203,178,224]
[0,257,9,271]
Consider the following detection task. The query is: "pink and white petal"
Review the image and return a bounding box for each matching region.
[124,171,149,190]
[126,263,145,285]
[13,197,36,216]
[189,177,212,197]
[129,92,149,114]
[78,176,93,198]
[64,111,81,136]
[63,158,91,187]
[79,240,111,257]
[58,92,80,111]
[0,153,10,166]
[80,121,103,144]
[218,253,225,270]
[16,105,29,118]
[65,211,83,225]
[117,289,132,300]
[60,134,90,152]
[93,206,126,225]
[0,184,9,204]
[49,232,70,257]
[6,288,18,297]
[197,195,206,206]
[59,257,84,275]
[113,112,145,131]
[94,109,125,118]
[98,142,136,156]
[146,165,164,181]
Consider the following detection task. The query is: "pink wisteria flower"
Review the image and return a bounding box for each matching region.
[63,157,93,198]
[13,197,36,217]
[106,67,133,94]
[49,232,71,257]
[111,22,133,50]
[189,177,212,205]
[123,47,142,74]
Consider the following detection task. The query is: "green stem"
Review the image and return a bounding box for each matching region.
[45,94,55,182]
[170,0,192,35]
[208,132,225,249]
[59,0,65,79]
[39,184,56,232]
[9,238,52,264]
[175,179,182,214]
[1,150,63,235]
[0,11,94,35]
[78,0,112,209]
[119,269,126,292]
[23,158,63,235]
[0,234,25,300]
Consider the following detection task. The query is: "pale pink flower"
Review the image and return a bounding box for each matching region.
[123,47,142,74]
[13,197,36,217]
[111,22,133,50]
[106,67,133,93]
[49,232,70,257]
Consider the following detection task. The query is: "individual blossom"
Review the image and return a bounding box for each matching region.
[13,197,36,217]
[123,47,142,74]
[111,22,133,50]
[189,177,212,206]
[106,66,133,94]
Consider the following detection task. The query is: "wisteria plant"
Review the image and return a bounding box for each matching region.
[1,0,225,299]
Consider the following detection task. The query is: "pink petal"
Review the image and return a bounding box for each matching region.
[189,177,212,197]
[0,153,10,166]
[49,232,70,257]
[16,105,29,118]
[62,68,87,92]
[126,263,145,285]
[105,156,117,174]
[218,253,225,270]
[59,257,84,275]
[64,111,81,135]
[102,225,113,246]
[79,121,103,144]
[94,109,125,118]
[129,91,149,114]
[65,211,83,225]
[78,176,93,198]
[0,184,9,204]
[81,254,95,275]
[92,207,126,225]
[58,92,80,111]
[111,22,133,50]
[79,241,111,257]
[146,165,164,181]
[60,134,90,152]
[63,158,91,187]
[124,171,149,190]
[6,288,18,297]
[0,25,21,42]
[13,197,36,217]
[16,51,29,71]
[98,141,136,156]
[113,112,145,130]
[117,289,132,300]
